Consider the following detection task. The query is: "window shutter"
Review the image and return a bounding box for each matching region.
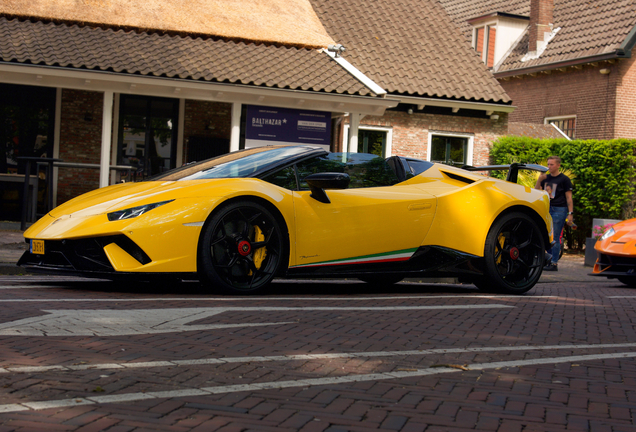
[487,27,496,67]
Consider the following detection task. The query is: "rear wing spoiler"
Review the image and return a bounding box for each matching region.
[461,163,548,184]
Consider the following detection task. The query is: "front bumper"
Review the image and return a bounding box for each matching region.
[18,235,151,273]
[17,239,197,281]
[591,252,636,279]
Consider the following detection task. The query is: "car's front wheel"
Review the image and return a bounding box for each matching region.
[199,201,287,295]
[618,276,636,288]
[477,212,545,294]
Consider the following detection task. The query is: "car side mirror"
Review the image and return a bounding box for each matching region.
[305,172,350,203]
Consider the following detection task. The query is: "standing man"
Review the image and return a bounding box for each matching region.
[535,156,574,271]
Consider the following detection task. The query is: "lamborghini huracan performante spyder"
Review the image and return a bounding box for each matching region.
[591,218,636,287]
[19,145,553,295]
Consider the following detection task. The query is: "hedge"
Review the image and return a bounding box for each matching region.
[490,137,636,250]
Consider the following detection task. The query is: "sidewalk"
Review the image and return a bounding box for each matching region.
[0,222,596,282]
[0,222,29,275]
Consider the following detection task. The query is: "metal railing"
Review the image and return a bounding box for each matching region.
[17,157,134,230]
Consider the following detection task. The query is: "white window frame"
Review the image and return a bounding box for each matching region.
[427,131,474,165]
[544,115,576,139]
[472,21,497,66]
[343,124,393,157]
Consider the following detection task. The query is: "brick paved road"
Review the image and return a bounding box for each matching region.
[0,275,634,431]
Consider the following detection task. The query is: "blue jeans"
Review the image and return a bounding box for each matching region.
[549,206,568,265]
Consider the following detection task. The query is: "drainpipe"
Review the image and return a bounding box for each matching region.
[617,23,636,56]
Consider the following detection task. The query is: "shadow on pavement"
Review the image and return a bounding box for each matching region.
[24,278,482,296]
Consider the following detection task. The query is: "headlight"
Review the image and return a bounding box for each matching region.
[107,200,174,221]
[600,227,615,241]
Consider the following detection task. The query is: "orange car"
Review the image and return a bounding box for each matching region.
[592,218,636,287]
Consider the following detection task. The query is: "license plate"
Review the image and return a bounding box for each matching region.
[30,239,45,255]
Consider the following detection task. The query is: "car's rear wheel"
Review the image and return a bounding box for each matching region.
[199,201,287,295]
[477,212,545,294]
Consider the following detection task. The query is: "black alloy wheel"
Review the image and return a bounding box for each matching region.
[199,201,287,294]
[477,212,546,294]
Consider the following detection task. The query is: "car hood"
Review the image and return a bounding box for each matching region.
[595,218,636,255]
[608,219,636,242]
[49,179,231,218]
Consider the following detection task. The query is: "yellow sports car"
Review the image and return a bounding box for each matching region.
[592,218,636,287]
[19,145,553,294]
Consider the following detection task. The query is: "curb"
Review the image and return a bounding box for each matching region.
[0,263,33,276]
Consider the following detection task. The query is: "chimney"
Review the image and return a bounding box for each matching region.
[528,0,554,53]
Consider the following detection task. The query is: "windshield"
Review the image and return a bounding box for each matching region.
[148,146,314,181]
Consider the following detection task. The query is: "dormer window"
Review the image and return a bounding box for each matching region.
[468,12,529,70]
[474,25,496,68]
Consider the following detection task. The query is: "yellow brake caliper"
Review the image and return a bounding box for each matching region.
[250,225,267,274]
[496,234,505,264]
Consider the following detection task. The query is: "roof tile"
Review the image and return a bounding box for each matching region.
[310,0,511,104]
[0,17,374,96]
[438,0,636,72]
[508,122,564,139]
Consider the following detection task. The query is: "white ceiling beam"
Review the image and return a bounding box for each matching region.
[399,95,515,114]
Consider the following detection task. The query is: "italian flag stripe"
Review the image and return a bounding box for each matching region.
[292,248,417,269]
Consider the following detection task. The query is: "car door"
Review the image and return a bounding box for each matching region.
[291,186,437,269]
[288,153,437,269]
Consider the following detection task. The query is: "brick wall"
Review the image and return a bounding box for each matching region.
[55,95,234,204]
[615,57,636,139]
[359,110,509,166]
[57,89,104,205]
[499,62,622,140]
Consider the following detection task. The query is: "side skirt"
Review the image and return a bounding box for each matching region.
[286,246,484,279]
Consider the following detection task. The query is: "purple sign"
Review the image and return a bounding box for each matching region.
[245,105,331,149]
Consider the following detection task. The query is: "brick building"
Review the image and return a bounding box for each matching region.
[310,0,514,167]
[439,0,636,140]
[0,0,512,221]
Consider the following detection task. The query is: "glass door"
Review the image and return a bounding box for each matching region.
[0,84,56,220]
[118,95,179,179]
[0,84,55,175]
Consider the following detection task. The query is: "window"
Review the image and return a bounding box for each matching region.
[0,84,56,221]
[117,95,179,180]
[404,158,434,177]
[262,166,297,190]
[174,147,309,181]
[0,84,56,175]
[475,27,484,57]
[343,125,392,157]
[298,153,398,189]
[545,116,576,139]
[263,153,400,190]
[474,25,497,68]
[427,133,473,166]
